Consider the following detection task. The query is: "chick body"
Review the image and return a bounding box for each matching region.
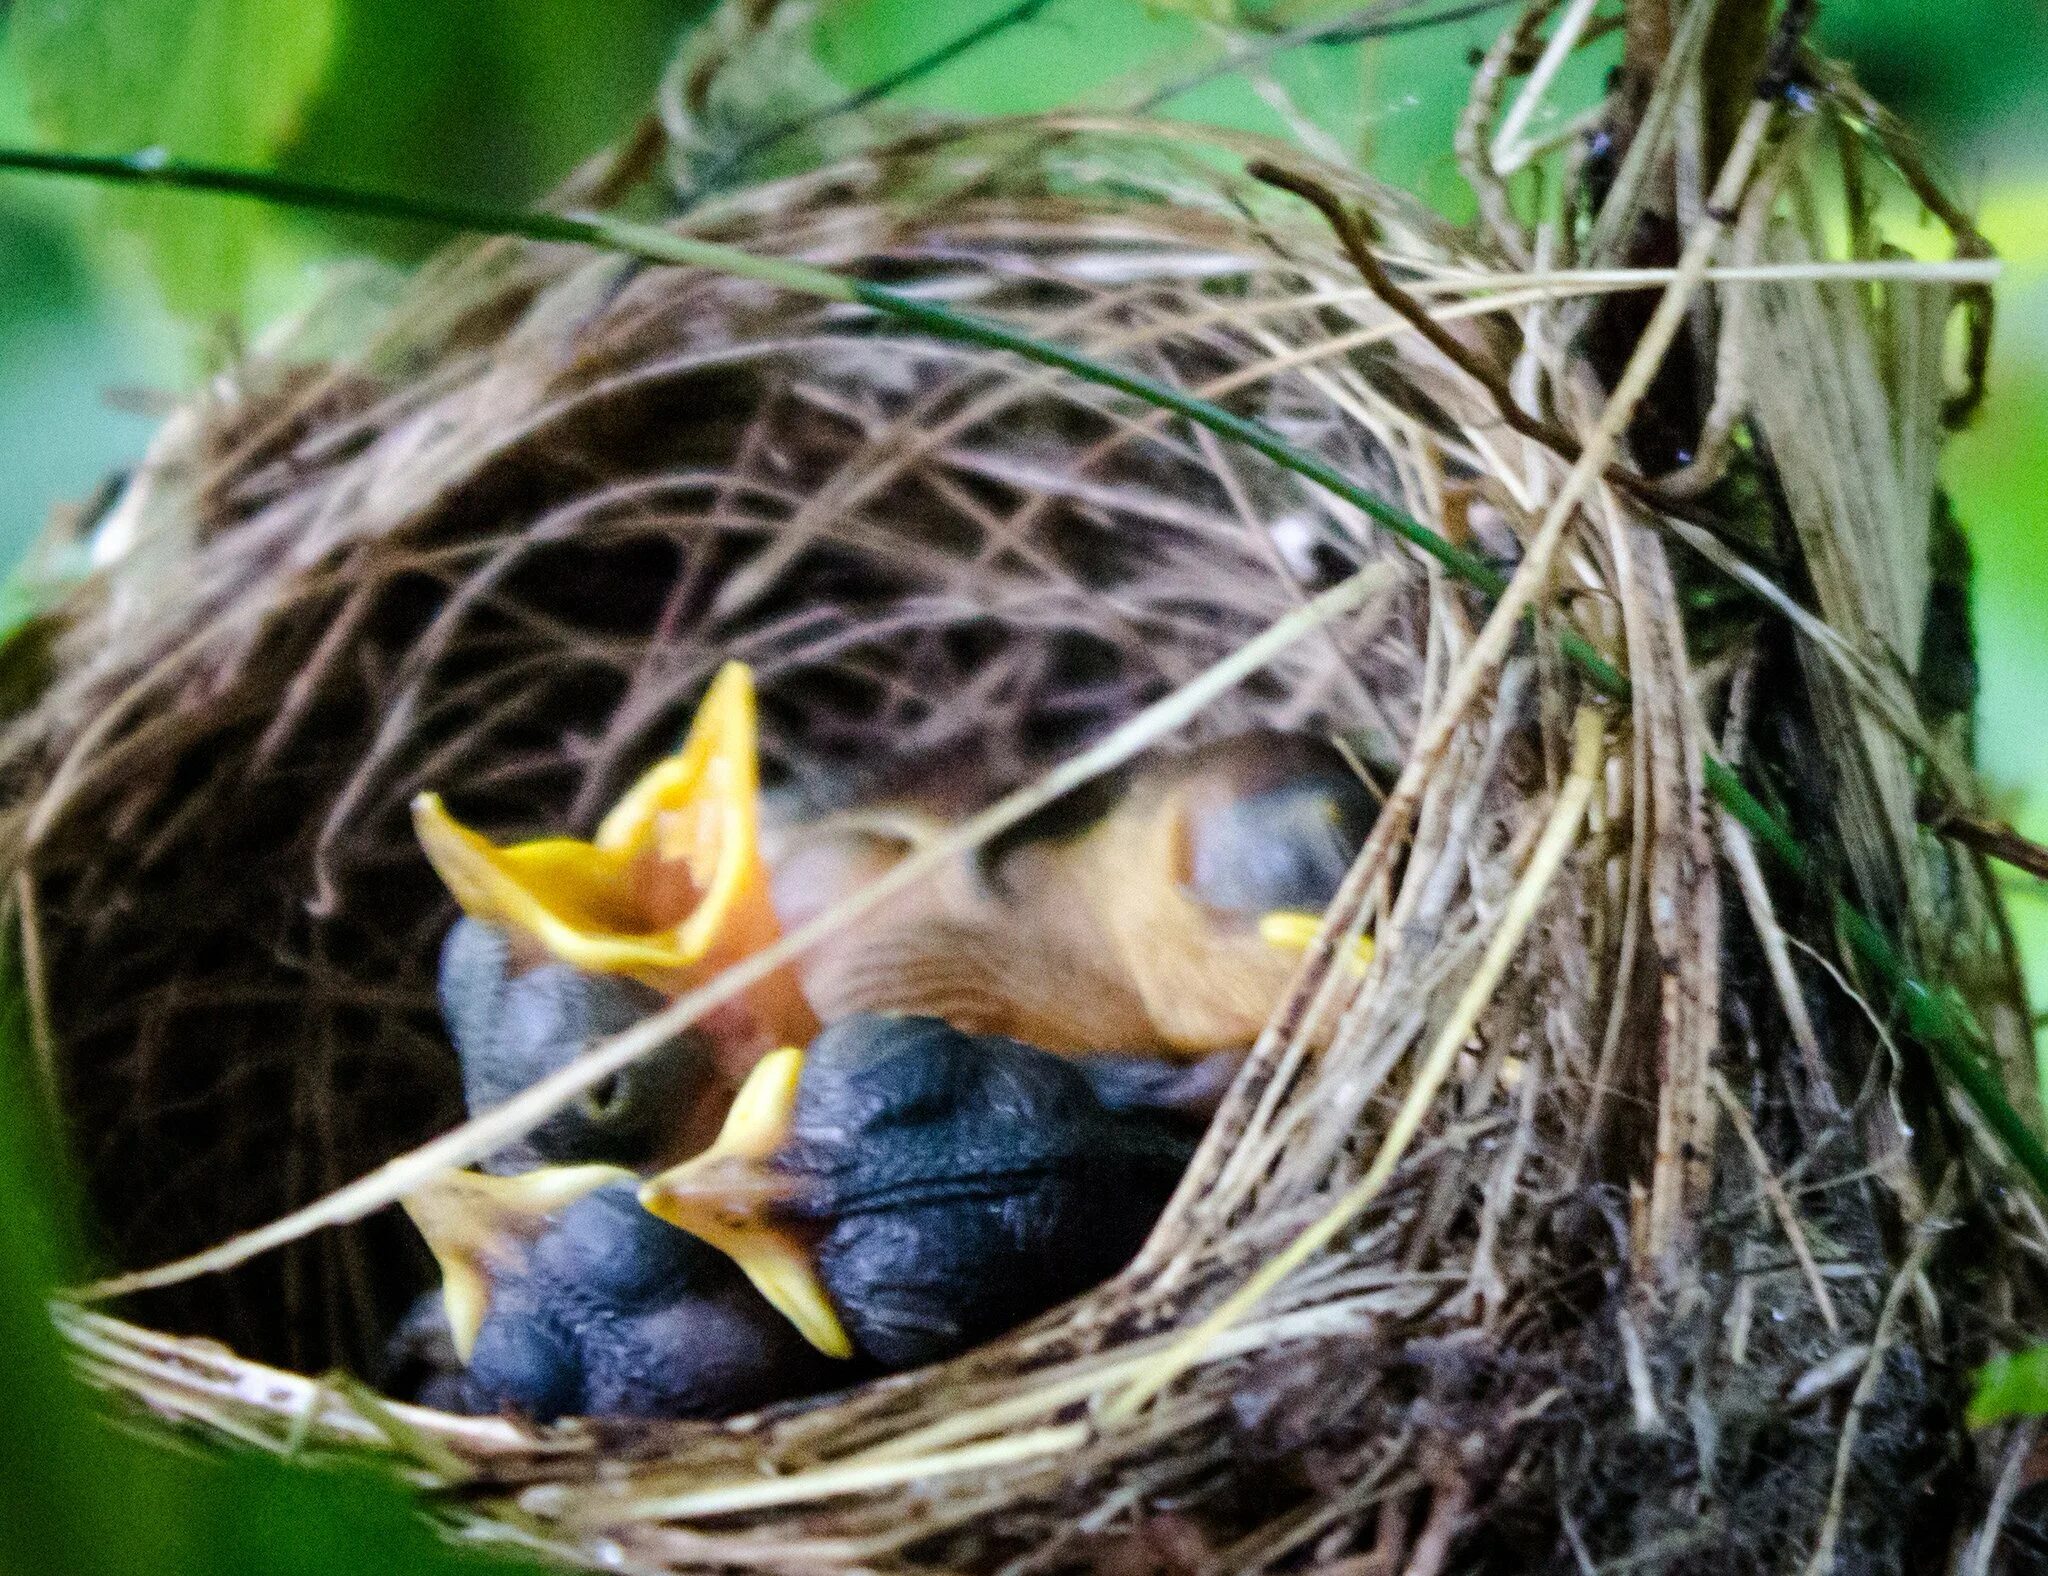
[441,1181,834,1422]
[645,1015,1192,1369]
[794,1018,1193,1366]
[767,735,1375,1055]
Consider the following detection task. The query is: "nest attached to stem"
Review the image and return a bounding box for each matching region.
[3,18,2042,1571]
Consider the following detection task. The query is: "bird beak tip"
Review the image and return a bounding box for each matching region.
[639,1154,851,1360]
[402,1166,626,1366]
[401,1193,489,1363]
[755,1257,855,1359]
[442,1268,488,1365]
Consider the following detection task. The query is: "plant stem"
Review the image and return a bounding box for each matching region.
[1,143,2038,1199]
[1708,758,2048,1186]
[0,147,861,302]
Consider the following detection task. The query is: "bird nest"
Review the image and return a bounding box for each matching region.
[2,53,2042,1576]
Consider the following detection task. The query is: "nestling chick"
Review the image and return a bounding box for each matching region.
[769,735,1377,1055]
[413,661,817,1094]
[399,1167,834,1422]
[639,1014,1193,1367]
[439,917,716,1170]
[416,661,820,1170]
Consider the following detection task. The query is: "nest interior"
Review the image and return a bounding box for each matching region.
[4,78,2044,1576]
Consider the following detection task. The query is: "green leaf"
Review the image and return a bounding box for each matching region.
[7,0,338,316]
[0,964,545,1576]
[274,0,709,259]
[1968,1346,2048,1430]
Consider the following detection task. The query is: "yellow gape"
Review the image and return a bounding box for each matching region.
[400,1164,631,1362]
[640,1048,855,1360]
[1256,909,1376,974]
[412,660,816,1053]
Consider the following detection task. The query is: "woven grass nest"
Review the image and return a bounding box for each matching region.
[5,17,2046,1571]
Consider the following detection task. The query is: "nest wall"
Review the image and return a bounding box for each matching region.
[1,111,2038,1574]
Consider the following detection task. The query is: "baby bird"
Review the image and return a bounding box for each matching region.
[639,1014,1193,1368]
[439,917,717,1170]
[399,1166,833,1422]
[419,662,1371,1070]
[413,661,817,1097]
[767,734,1377,1056]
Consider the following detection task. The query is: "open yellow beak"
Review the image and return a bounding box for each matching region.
[400,1164,630,1363]
[412,662,815,1042]
[639,1048,854,1359]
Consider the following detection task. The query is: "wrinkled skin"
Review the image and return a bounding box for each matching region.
[396,1184,837,1423]
[777,1016,1194,1369]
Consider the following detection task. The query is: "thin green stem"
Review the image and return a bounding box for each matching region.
[0,143,2038,1199]
[0,147,861,302]
[1708,755,2048,1186]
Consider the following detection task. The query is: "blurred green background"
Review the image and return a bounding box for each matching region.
[0,4,2043,1567]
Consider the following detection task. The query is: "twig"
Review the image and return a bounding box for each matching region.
[1645,104,1791,500]
[1710,1070,1840,1334]
[1488,0,1604,175]
[1414,258,2001,289]
[1616,1302,1663,1432]
[1131,0,1522,117]
[1801,1173,1950,1576]
[1251,160,1603,484]
[1962,1417,2039,1576]
[1809,59,1994,425]
[1922,804,2048,885]
[1453,0,1552,267]
[1717,811,1838,1110]
[12,868,62,1130]
[1399,1472,1470,1576]
[590,1424,1092,1523]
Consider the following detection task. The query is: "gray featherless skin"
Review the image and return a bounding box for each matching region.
[775,1016,1193,1369]
[439,917,709,1173]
